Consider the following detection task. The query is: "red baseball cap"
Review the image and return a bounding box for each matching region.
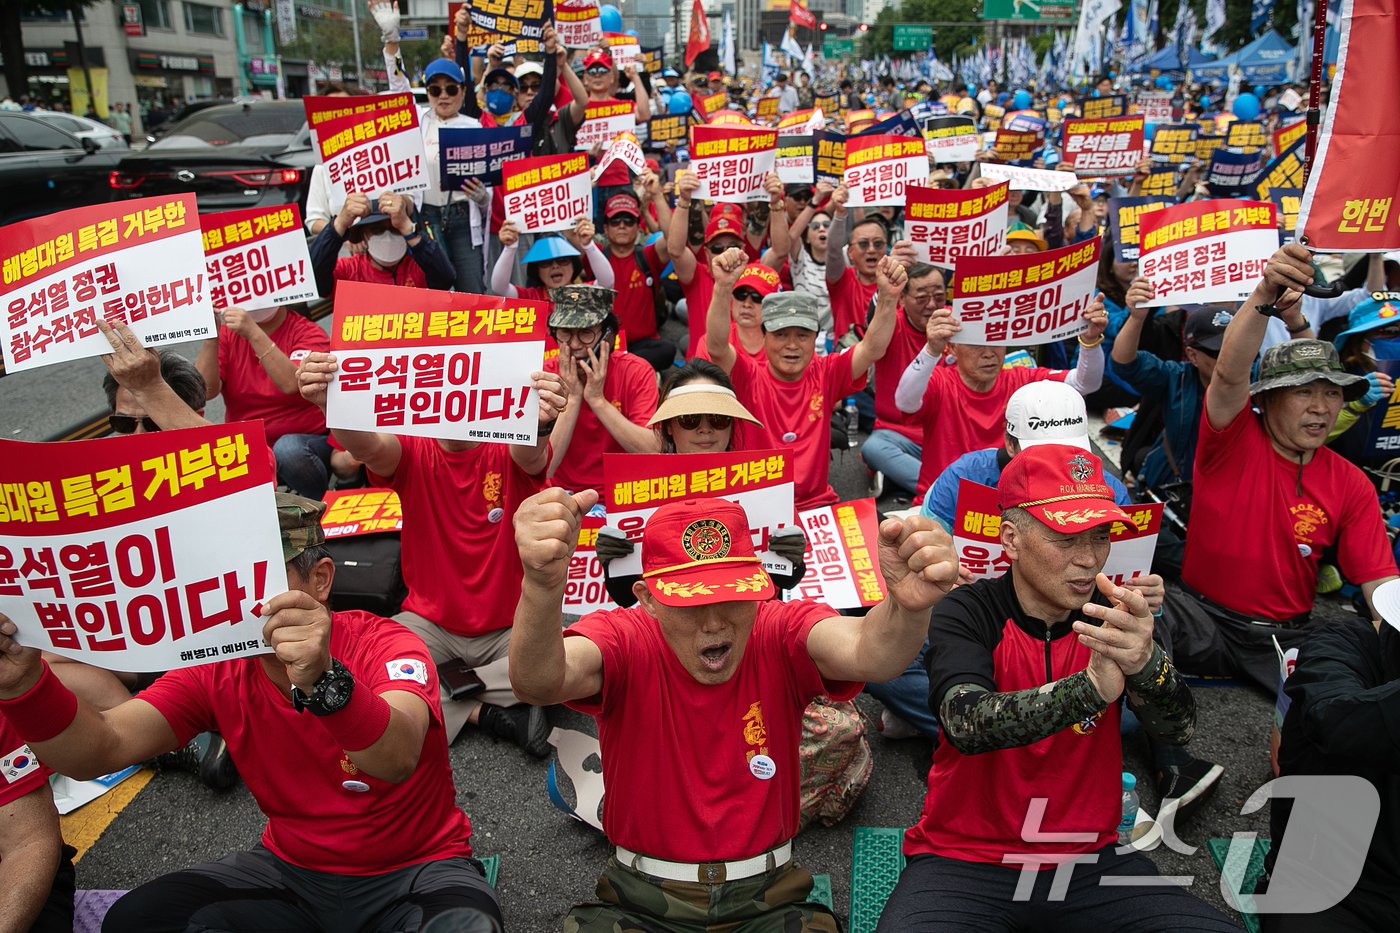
[735,263,780,297]
[641,498,774,606]
[604,193,642,218]
[703,214,744,244]
[583,48,613,69]
[997,445,1139,534]
[707,70,724,82]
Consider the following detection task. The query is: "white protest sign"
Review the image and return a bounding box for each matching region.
[593,131,648,180]
[315,100,428,204]
[924,115,981,163]
[782,499,888,610]
[904,182,1010,269]
[1139,199,1278,306]
[200,205,318,311]
[554,0,602,48]
[775,134,814,184]
[690,124,778,203]
[978,162,1080,192]
[952,239,1100,345]
[575,99,638,151]
[843,134,929,208]
[502,152,594,234]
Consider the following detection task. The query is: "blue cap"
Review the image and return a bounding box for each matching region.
[1090,184,1107,199]
[424,59,466,84]
[522,236,581,264]
[1334,293,1400,349]
[662,68,679,78]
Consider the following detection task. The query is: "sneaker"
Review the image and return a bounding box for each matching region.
[870,470,885,499]
[156,731,239,790]
[1156,756,1224,827]
[877,709,920,740]
[478,703,551,758]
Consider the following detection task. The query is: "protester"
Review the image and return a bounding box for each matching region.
[418,57,493,295]
[492,220,614,300]
[824,185,889,338]
[597,181,677,372]
[1325,292,1400,469]
[764,181,835,335]
[700,261,782,364]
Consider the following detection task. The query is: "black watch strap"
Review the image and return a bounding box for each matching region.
[290,659,354,716]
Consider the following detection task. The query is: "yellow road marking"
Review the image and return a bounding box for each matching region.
[59,767,155,863]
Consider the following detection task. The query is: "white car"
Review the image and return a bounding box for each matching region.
[30,111,129,149]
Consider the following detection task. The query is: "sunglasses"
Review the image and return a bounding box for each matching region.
[110,414,159,434]
[674,413,732,431]
[789,191,813,203]
[853,239,888,251]
[585,65,611,76]
[426,84,461,98]
[808,220,831,229]
[708,241,740,254]
[733,288,764,303]
[519,81,542,92]
[606,214,639,226]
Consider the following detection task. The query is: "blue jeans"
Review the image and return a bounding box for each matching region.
[273,433,332,500]
[421,201,484,294]
[860,428,922,496]
[864,641,940,738]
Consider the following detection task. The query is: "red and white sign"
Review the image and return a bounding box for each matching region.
[320,489,402,538]
[690,124,778,203]
[601,32,641,70]
[303,92,413,147]
[554,0,602,49]
[0,195,215,374]
[200,205,317,311]
[593,131,648,181]
[843,134,928,207]
[1139,199,1278,307]
[953,238,1100,345]
[1136,91,1174,124]
[502,152,594,233]
[563,515,616,616]
[603,450,796,577]
[952,480,1161,583]
[783,498,888,610]
[904,182,1009,269]
[315,100,428,204]
[776,108,823,136]
[325,282,549,444]
[1062,115,1146,175]
[575,98,637,151]
[978,162,1079,192]
[924,115,981,163]
[0,423,285,672]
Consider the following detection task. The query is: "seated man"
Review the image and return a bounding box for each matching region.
[0,495,500,933]
[1165,245,1398,695]
[511,491,959,932]
[878,446,1239,932]
[0,711,73,932]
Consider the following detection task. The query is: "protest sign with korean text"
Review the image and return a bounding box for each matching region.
[601,32,641,70]
[574,98,637,151]
[1140,168,1180,197]
[1270,188,1302,243]
[593,131,648,180]
[315,101,427,204]
[1226,120,1269,151]
[1193,133,1225,162]
[1136,91,1174,124]
[1150,123,1199,164]
[1,195,215,374]
[978,162,1078,192]
[1062,115,1145,175]
[1108,196,1174,262]
[200,205,316,313]
[783,499,887,610]
[858,110,921,139]
[843,134,927,207]
[993,128,1041,164]
[303,93,412,145]
[689,124,777,203]
[953,238,1100,345]
[501,151,593,233]
[562,515,616,616]
[1205,147,1265,196]
[554,0,600,48]
[320,489,402,539]
[905,182,1008,269]
[813,131,846,187]
[1273,118,1306,157]
[440,124,534,188]
[777,108,823,136]
[755,96,779,123]
[707,110,754,128]
[1139,199,1277,307]
[1253,138,1305,200]
[814,92,838,115]
[698,90,728,119]
[645,114,689,149]
[1366,352,1400,455]
[923,115,979,163]
[467,0,549,56]
[603,450,795,576]
[639,46,664,76]
[775,134,814,184]
[0,422,285,672]
[1078,94,1127,118]
[326,282,549,444]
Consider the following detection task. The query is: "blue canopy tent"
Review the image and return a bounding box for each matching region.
[1193,31,1296,84]
[1135,45,1219,76]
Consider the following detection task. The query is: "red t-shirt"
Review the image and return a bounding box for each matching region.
[137,610,472,874]
[606,242,664,341]
[828,266,878,338]
[333,254,427,289]
[371,437,545,636]
[1183,404,1397,620]
[872,310,927,444]
[729,349,865,510]
[545,349,658,493]
[218,313,330,443]
[0,712,51,807]
[914,364,1069,498]
[564,599,859,861]
[681,262,717,358]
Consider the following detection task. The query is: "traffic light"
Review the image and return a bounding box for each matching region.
[858,24,868,32]
[819,22,827,31]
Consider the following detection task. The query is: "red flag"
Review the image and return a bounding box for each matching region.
[789,0,817,29]
[1297,0,1400,250]
[685,0,711,66]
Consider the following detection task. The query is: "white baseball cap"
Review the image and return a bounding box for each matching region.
[1005,381,1091,451]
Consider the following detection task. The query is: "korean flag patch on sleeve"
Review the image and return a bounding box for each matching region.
[2,745,40,784]
[386,659,428,685]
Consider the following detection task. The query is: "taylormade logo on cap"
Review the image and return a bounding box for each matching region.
[1026,415,1085,432]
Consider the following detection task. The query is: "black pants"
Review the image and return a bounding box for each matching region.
[101,846,501,933]
[876,845,1241,932]
[1160,586,1310,697]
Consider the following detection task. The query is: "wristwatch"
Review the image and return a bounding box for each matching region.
[400,225,420,241]
[290,659,355,716]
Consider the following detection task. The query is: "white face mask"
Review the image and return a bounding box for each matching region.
[367,230,407,266]
[245,306,279,323]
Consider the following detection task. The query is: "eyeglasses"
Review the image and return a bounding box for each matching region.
[674,413,732,431]
[553,326,602,346]
[426,84,461,98]
[708,241,741,254]
[109,414,159,434]
[486,81,514,91]
[519,81,542,92]
[907,288,945,302]
[606,214,639,226]
[585,65,611,76]
[733,288,763,303]
[853,239,888,251]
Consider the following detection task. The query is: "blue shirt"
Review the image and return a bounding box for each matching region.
[1114,351,1204,491]
[921,447,1132,530]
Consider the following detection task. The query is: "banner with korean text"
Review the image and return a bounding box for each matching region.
[775,134,814,184]
[904,182,1009,269]
[1078,94,1127,118]
[756,96,779,123]
[1062,115,1145,175]
[501,152,593,233]
[978,162,1078,192]
[1253,138,1305,201]
[603,450,795,576]
[593,131,648,180]
[1365,352,1400,455]
[689,124,777,203]
[843,134,928,207]
[1139,199,1277,307]
[1271,188,1302,243]
[645,114,689,149]
[1107,197,1174,262]
[814,131,846,187]
[320,489,402,539]
[467,0,550,56]
[776,108,823,136]
[563,515,615,616]
[440,124,535,188]
[1205,148,1265,197]
[601,32,641,70]
[303,93,411,146]
[923,115,980,163]
[698,90,728,120]
[993,128,1040,164]
[575,99,637,151]
[326,282,549,444]
[1272,119,1305,157]
[1150,123,1199,164]
[1,195,214,374]
[200,205,317,311]
[554,0,601,48]
[1136,91,1174,124]
[783,498,887,610]
[0,423,284,671]
[952,239,1100,345]
[1226,120,1269,151]
[315,100,428,204]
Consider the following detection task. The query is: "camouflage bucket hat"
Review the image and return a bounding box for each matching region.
[548,284,617,329]
[1248,338,1368,402]
[277,492,327,561]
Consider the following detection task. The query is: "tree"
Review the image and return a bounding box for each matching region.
[2,0,105,106]
[860,0,984,62]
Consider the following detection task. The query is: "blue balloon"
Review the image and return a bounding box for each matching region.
[1012,89,1032,110]
[1154,75,1171,89]
[625,28,638,38]
[1231,92,1261,121]
[668,91,693,115]
[599,4,622,33]
[1143,121,1156,140]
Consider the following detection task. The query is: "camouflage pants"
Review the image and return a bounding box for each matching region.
[563,856,841,933]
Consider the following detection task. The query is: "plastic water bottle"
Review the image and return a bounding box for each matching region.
[844,397,859,448]
[1118,772,1139,847]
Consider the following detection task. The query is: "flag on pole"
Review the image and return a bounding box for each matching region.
[789,0,817,29]
[780,24,804,63]
[719,9,736,76]
[685,0,711,67]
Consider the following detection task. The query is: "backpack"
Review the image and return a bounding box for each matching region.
[633,244,669,331]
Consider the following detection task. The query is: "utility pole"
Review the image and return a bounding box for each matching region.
[350,0,365,88]
[70,7,96,116]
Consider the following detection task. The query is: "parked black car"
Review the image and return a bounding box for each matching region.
[0,111,122,226]
[111,100,315,214]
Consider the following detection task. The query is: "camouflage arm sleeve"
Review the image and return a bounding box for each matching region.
[1124,644,1196,745]
[938,672,1107,755]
